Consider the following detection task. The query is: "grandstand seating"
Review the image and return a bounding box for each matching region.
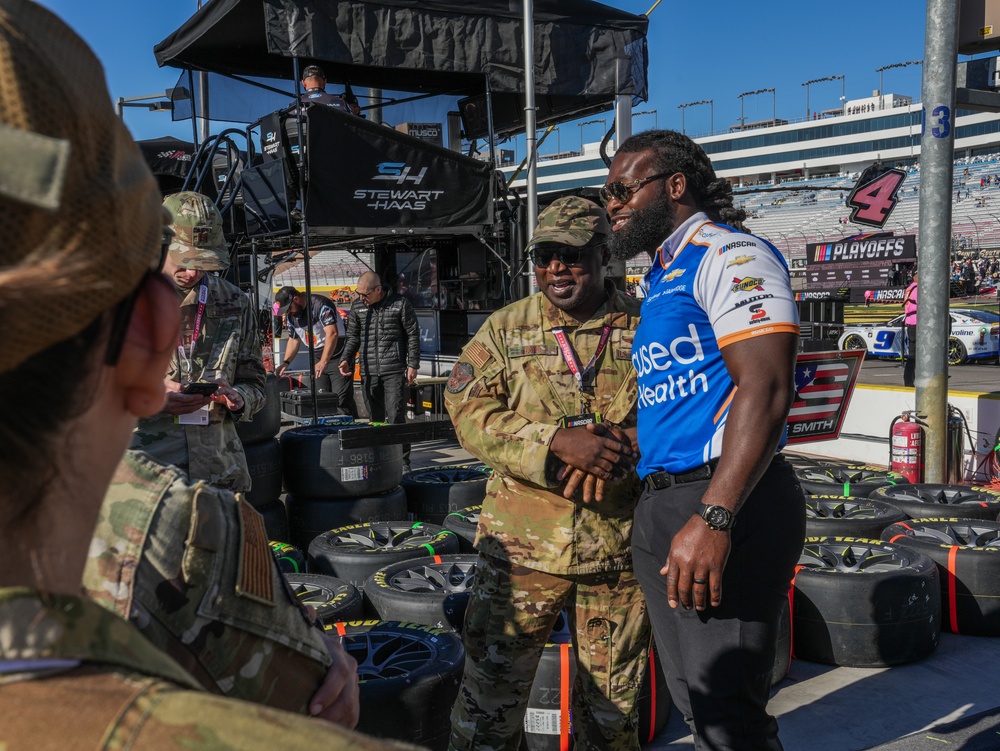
[734,153,1000,261]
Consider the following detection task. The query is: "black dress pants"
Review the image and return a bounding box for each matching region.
[362,371,409,463]
[632,456,805,751]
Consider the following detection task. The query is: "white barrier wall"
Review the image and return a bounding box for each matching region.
[792,384,1000,483]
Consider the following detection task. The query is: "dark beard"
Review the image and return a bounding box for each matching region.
[607,198,677,261]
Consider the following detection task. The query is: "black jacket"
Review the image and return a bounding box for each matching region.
[341,291,420,376]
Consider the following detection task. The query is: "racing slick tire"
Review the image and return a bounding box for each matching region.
[868,484,1000,522]
[281,424,403,499]
[805,495,909,539]
[364,554,478,632]
[235,374,281,444]
[791,536,940,667]
[283,573,365,625]
[337,620,465,751]
[882,518,1000,636]
[795,465,910,498]
[401,464,492,525]
[443,505,481,553]
[286,486,408,551]
[242,437,282,508]
[308,521,460,586]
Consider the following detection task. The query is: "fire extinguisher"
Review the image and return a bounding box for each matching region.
[889,411,925,483]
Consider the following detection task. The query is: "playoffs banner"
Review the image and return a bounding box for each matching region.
[786,349,865,444]
[304,105,493,234]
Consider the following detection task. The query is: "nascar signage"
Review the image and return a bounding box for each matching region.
[785,349,865,444]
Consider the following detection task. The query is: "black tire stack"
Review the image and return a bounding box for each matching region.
[402,464,492,524]
[335,620,465,751]
[364,553,478,631]
[281,424,406,551]
[236,375,287,541]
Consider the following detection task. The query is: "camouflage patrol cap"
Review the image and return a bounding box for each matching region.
[527,196,610,250]
[163,191,231,271]
[0,0,164,374]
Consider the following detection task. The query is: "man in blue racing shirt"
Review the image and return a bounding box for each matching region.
[602,130,806,751]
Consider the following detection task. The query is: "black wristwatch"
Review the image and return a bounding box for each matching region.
[698,504,735,531]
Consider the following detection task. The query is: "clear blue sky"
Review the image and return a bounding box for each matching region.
[37,0,931,146]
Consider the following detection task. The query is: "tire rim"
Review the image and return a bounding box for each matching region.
[844,334,866,351]
[797,466,904,484]
[387,560,478,593]
[406,465,490,484]
[328,523,445,551]
[895,521,1000,548]
[877,486,998,507]
[805,498,889,520]
[345,631,436,679]
[287,579,338,606]
[800,540,915,572]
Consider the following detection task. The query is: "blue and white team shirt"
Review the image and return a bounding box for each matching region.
[634,212,799,478]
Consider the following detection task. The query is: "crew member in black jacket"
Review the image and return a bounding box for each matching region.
[339,271,420,470]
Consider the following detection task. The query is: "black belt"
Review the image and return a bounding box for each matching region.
[644,459,720,491]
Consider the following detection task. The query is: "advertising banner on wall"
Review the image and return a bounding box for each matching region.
[785,349,866,444]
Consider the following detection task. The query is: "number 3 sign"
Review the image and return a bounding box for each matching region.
[845,165,907,228]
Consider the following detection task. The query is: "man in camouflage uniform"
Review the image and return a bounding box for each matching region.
[83,448,360,724]
[446,197,650,751]
[131,191,266,492]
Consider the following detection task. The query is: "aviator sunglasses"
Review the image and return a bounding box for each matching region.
[530,244,603,268]
[599,171,673,207]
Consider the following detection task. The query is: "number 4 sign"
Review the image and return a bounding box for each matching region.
[845,165,907,228]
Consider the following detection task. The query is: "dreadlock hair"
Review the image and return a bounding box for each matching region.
[616,130,749,231]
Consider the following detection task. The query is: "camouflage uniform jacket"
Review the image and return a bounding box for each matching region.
[445,281,643,574]
[83,450,330,713]
[0,589,417,750]
[131,273,266,491]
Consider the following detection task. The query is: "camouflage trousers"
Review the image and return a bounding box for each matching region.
[448,553,650,751]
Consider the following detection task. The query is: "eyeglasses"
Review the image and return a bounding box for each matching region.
[104,228,172,366]
[529,246,598,268]
[599,172,673,207]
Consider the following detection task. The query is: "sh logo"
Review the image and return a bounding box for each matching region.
[265,131,277,144]
[373,162,428,185]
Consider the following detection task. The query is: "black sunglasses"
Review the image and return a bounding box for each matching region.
[599,171,673,207]
[103,228,172,366]
[530,245,601,268]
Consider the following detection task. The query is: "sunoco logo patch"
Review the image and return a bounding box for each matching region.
[731,277,765,293]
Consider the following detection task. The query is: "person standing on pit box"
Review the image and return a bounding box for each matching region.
[902,270,918,388]
[274,285,357,417]
[603,130,805,751]
[131,191,266,493]
[339,271,420,471]
[445,197,649,751]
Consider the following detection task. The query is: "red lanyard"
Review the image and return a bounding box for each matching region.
[177,277,209,375]
[551,324,611,396]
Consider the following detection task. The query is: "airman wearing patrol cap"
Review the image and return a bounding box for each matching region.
[131,191,266,493]
[446,196,650,751]
[163,190,231,271]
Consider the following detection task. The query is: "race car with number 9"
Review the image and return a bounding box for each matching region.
[838,308,1000,364]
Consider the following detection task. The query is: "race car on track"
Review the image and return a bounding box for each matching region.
[838,308,1000,364]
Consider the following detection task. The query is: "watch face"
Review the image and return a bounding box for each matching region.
[704,506,732,529]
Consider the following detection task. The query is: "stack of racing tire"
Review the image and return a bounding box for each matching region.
[786,454,1000,670]
[280,422,409,551]
[236,374,287,540]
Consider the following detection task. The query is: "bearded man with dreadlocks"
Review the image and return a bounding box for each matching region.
[602,130,806,751]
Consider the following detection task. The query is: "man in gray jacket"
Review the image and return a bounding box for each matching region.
[339,271,420,469]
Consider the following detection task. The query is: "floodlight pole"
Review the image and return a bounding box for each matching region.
[523,0,538,292]
[876,61,923,109]
[916,0,958,483]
